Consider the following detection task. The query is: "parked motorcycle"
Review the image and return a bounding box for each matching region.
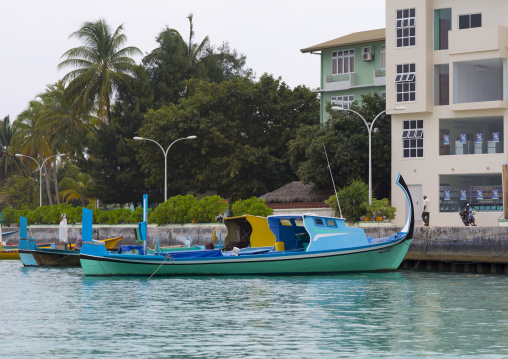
[459,205,476,226]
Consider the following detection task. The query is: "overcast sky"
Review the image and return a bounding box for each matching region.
[1,0,385,120]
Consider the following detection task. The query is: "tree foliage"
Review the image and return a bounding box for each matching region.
[58,19,142,122]
[289,93,391,198]
[231,197,273,217]
[137,74,319,201]
[325,178,368,224]
[0,175,37,210]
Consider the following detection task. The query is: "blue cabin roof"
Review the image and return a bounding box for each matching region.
[268,214,368,252]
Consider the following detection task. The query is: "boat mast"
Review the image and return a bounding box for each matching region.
[323,144,343,218]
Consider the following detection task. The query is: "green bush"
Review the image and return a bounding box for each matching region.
[1,194,229,226]
[326,178,368,224]
[150,195,198,225]
[190,195,229,223]
[365,198,396,221]
[231,197,273,217]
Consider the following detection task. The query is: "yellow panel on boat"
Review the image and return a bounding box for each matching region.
[0,250,20,260]
[274,241,285,251]
[246,216,276,248]
[100,237,123,250]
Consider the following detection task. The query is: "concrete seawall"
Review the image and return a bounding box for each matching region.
[5,223,227,248]
[6,224,508,273]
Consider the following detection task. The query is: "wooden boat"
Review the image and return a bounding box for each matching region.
[80,174,414,277]
[17,216,123,267]
[0,229,21,260]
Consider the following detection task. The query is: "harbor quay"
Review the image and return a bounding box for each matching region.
[6,223,508,274]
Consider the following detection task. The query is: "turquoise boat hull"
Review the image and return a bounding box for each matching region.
[80,238,411,277]
[80,174,415,277]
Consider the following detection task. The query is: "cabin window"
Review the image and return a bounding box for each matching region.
[280,219,292,226]
[294,219,304,227]
[314,218,325,226]
[326,219,337,227]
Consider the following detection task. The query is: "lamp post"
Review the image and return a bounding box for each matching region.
[331,105,406,204]
[133,135,197,202]
[15,153,66,206]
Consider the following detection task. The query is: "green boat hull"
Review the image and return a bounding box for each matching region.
[80,240,411,277]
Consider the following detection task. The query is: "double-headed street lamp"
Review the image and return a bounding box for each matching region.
[133,135,197,202]
[15,153,66,207]
[331,105,406,204]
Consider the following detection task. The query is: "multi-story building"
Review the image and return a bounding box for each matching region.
[301,29,386,123]
[387,0,508,226]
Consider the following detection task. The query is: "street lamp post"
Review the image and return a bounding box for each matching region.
[331,106,406,204]
[15,153,66,206]
[133,135,197,202]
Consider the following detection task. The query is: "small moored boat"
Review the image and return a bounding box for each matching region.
[79,174,414,277]
[17,216,123,267]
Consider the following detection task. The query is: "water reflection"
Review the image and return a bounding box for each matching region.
[2,260,508,358]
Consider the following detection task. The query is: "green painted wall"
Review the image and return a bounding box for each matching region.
[319,41,386,123]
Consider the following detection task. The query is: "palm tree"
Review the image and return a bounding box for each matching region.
[38,80,95,159]
[59,164,94,206]
[58,19,142,123]
[0,116,22,179]
[183,13,210,67]
[14,101,60,206]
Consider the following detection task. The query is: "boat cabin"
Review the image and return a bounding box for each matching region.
[223,215,276,250]
[268,214,370,252]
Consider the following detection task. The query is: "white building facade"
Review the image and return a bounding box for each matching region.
[387,0,508,226]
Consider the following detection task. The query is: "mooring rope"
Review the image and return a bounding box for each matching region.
[148,254,174,280]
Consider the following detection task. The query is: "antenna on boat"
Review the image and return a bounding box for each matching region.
[323,143,343,218]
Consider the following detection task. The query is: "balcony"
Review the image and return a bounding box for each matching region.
[323,70,386,92]
[451,58,507,110]
[324,73,356,91]
[449,25,508,55]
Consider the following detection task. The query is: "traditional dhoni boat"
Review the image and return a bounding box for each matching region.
[79,174,414,277]
[0,228,20,260]
[17,216,123,267]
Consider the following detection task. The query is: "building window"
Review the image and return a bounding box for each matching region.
[434,64,449,106]
[402,120,423,158]
[331,95,354,109]
[380,91,386,98]
[458,13,481,29]
[439,174,502,213]
[434,8,451,50]
[395,64,415,102]
[332,50,355,75]
[439,116,503,156]
[380,45,386,69]
[396,8,416,47]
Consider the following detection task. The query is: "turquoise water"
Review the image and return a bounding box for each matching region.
[1,260,508,358]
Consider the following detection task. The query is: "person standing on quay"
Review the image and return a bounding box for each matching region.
[422,195,430,226]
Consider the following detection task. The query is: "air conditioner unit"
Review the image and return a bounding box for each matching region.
[362,47,373,61]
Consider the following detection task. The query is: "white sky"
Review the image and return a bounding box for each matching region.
[0,0,385,120]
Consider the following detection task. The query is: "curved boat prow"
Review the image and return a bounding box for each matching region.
[395,174,414,241]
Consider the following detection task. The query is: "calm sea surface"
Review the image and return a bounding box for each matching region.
[1,260,508,359]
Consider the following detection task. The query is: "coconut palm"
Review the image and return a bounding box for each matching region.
[0,115,22,179]
[58,19,142,123]
[59,164,94,206]
[38,80,95,159]
[14,101,60,206]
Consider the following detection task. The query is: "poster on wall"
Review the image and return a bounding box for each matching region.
[475,133,483,144]
[444,190,451,200]
[493,132,500,142]
[493,189,499,200]
[443,134,450,145]
[459,134,467,144]
[460,190,467,200]
[476,189,483,200]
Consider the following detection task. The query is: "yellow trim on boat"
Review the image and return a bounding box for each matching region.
[245,216,276,247]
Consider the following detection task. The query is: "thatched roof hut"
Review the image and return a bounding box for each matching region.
[263,182,333,209]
